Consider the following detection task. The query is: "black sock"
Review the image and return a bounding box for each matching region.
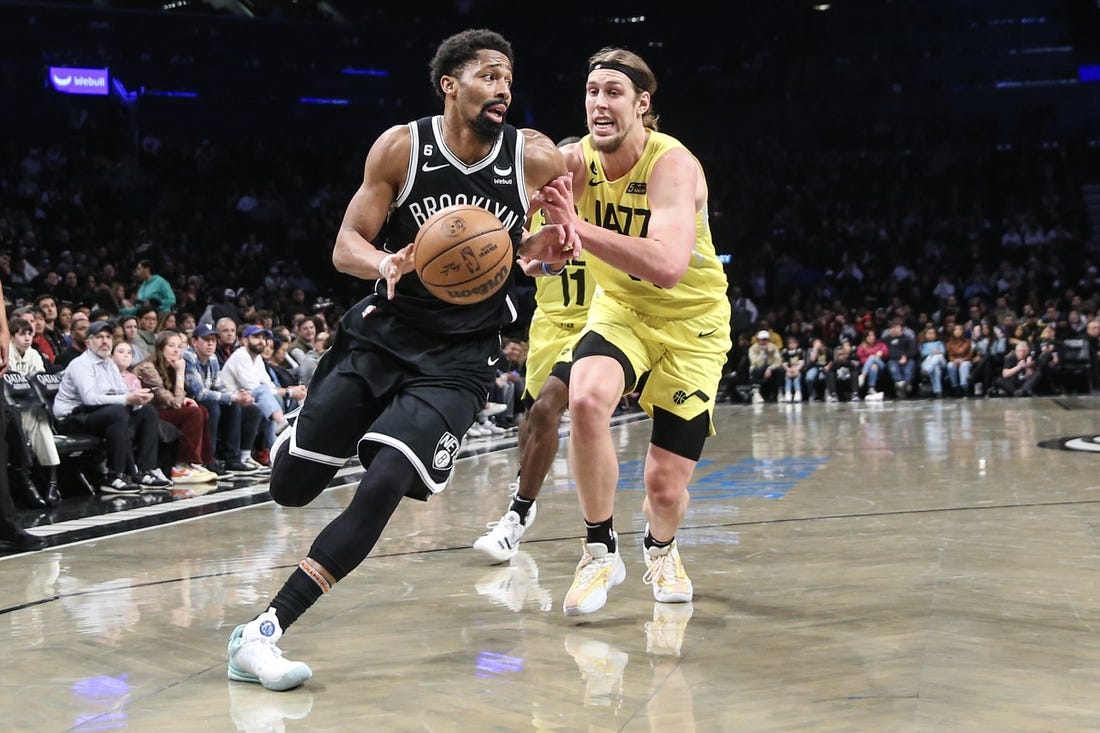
[510,494,536,524]
[585,516,616,553]
[644,530,673,551]
[269,566,327,631]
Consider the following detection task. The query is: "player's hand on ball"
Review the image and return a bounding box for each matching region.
[381,243,415,300]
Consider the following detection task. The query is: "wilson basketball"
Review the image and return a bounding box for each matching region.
[414,204,513,305]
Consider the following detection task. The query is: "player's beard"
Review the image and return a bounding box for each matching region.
[471,107,504,143]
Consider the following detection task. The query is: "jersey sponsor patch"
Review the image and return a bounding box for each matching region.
[432,431,461,470]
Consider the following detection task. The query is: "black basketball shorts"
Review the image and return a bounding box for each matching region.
[289,296,498,500]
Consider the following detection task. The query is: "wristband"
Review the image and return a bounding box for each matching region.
[378,254,395,279]
[541,262,565,276]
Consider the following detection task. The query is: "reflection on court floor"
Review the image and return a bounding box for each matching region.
[3,397,1100,732]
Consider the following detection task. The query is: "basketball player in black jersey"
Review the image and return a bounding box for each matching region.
[226,28,578,691]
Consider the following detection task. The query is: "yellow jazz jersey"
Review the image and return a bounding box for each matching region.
[575,132,728,319]
[527,208,594,327]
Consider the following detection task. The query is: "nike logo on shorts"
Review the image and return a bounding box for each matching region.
[698,328,718,337]
[488,357,500,366]
[422,162,449,173]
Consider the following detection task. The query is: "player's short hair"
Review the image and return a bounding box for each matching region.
[430,28,514,99]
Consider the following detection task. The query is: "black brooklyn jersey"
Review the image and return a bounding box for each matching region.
[373,115,530,336]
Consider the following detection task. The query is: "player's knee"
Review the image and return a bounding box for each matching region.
[528,388,568,431]
[645,481,687,513]
[269,453,337,507]
[567,385,615,426]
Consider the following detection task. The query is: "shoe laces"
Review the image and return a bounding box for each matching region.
[574,550,614,585]
[484,511,521,532]
[642,551,680,588]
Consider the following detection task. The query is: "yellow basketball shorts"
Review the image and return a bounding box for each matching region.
[523,311,585,401]
[580,294,732,435]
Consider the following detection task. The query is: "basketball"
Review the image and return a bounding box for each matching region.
[414,204,513,305]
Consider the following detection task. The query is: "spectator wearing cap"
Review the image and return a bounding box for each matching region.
[747,329,782,403]
[199,288,243,329]
[183,323,265,475]
[52,320,174,494]
[119,259,176,315]
[220,324,295,458]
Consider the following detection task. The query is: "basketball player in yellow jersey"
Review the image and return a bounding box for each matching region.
[535,48,732,617]
[474,139,597,563]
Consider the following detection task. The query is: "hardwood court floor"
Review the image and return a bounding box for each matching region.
[3,396,1100,732]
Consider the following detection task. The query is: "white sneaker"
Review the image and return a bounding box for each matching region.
[483,402,508,417]
[644,601,695,656]
[793,391,802,403]
[751,390,764,405]
[227,608,312,691]
[138,470,173,489]
[474,499,536,563]
[866,389,884,401]
[642,540,693,603]
[481,421,505,436]
[466,424,486,439]
[243,456,269,473]
[563,537,626,616]
[475,551,553,612]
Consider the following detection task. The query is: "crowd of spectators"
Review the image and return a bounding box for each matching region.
[5,114,1100,506]
[713,136,1100,403]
